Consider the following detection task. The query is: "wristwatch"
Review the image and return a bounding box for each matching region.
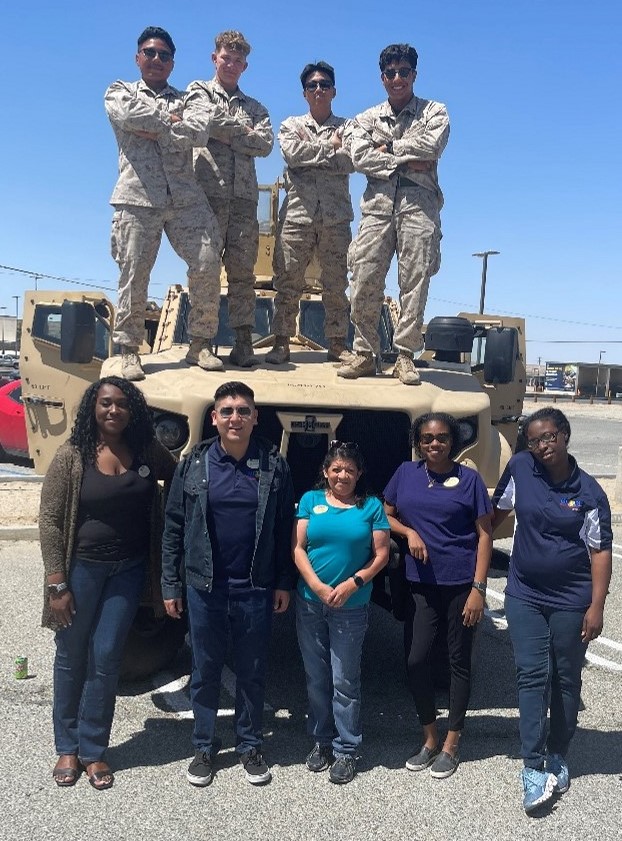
[353,575,365,588]
[471,581,487,595]
[48,582,69,596]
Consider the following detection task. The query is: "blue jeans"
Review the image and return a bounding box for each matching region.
[53,557,146,762]
[505,594,587,769]
[186,585,273,755]
[296,594,369,757]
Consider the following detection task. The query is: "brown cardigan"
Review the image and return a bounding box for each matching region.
[39,439,177,630]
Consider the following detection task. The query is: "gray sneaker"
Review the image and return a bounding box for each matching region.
[336,352,376,379]
[185,339,224,371]
[239,748,271,785]
[429,750,460,778]
[392,352,421,385]
[120,347,145,381]
[405,744,440,771]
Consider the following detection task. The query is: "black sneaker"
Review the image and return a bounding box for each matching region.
[239,748,272,785]
[405,744,440,772]
[429,750,460,779]
[329,755,356,784]
[306,743,334,772]
[186,738,222,787]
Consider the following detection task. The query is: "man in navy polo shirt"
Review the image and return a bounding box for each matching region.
[162,381,295,787]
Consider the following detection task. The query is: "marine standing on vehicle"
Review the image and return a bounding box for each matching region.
[189,30,274,369]
[338,43,449,385]
[105,26,229,381]
[266,61,353,366]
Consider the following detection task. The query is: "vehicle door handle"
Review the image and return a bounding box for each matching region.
[22,395,65,408]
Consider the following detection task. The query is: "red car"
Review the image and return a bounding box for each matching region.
[0,379,29,459]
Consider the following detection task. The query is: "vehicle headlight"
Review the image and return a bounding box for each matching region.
[154,413,189,451]
[457,417,477,449]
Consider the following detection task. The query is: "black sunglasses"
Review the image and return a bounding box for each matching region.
[304,80,333,91]
[140,47,173,63]
[383,67,413,80]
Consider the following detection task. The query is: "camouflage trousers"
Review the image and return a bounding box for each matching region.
[272,219,351,340]
[111,200,222,346]
[349,186,441,355]
[207,196,258,331]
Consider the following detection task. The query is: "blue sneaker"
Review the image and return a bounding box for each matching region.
[546,753,570,793]
[522,767,557,814]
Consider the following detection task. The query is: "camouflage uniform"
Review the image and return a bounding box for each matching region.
[272,114,353,340]
[105,79,224,346]
[188,79,273,329]
[348,96,449,356]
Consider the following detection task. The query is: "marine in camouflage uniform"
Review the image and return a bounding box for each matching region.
[266,61,354,365]
[188,31,274,368]
[338,44,449,385]
[106,26,237,380]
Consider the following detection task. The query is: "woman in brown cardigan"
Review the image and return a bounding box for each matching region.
[39,376,176,790]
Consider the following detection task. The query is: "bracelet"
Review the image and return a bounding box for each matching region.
[471,581,487,595]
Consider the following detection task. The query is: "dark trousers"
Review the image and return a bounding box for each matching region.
[505,594,587,769]
[404,582,474,731]
[186,584,273,755]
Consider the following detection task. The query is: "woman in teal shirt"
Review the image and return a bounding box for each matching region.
[294,441,389,784]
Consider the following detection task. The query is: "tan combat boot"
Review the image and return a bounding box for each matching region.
[185,339,224,371]
[229,326,259,368]
[265,336,290,365]
[327,340,351,363]
[393,352,421,385]
[336,351,376,379]
[121,346,145,381]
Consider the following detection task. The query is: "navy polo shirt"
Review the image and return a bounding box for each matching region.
[206,438,261,588]
[493,451,612,610]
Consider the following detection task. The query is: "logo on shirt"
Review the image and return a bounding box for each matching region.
[560,497,584,511]
[443,476,459,488]
[312,505,329,514]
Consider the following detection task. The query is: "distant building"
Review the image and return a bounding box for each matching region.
[526,360,622,398]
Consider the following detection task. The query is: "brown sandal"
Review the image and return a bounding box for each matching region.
[84,762,114,790]
[52,757,82,787]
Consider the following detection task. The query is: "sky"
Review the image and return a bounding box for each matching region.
[2,0,621,366]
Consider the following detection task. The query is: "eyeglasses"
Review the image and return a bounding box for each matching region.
[140,48,173,63]
[304,80,333,91]
[419,433,451,445]
[216,406,253,419]
[526,431,558,450]
[383,67,413,80]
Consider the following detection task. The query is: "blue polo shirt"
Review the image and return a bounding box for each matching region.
[206,438,260,588]
[383,461,492,585]
[493,451,612,610]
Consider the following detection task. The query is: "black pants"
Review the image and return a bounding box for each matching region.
[404,582,474,731]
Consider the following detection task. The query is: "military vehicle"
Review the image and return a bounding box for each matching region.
[20,183,526,677]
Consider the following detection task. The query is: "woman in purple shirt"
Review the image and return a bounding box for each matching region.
[384,412,492,779]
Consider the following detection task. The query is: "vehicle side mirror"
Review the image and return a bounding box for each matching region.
[60,301,96,364]
[483,327,518,384]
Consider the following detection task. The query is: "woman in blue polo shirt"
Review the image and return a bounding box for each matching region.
[492,407,612,815]
[294,441,389,785]
[383,412,493,780]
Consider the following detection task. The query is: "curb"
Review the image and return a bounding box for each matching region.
[0,526,39,541]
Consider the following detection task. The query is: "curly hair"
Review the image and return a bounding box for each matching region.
[523,407,571,443]
[314,441,368,506]
[69,376,155,465]
[214,30,251,56]
[409,412,462,460]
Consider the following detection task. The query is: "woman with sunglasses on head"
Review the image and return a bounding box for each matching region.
[492,407,612,815]
[293,441,390,784]
[39,376,177,790]
[383,412,492,779]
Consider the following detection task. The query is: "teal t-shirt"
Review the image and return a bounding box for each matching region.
[296,490,389,607]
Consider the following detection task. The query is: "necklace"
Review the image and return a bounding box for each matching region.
[424,462,460,489]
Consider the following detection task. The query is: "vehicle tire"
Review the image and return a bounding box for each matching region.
[119,608,188,682]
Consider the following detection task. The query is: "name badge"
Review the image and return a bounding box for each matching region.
[313,505,329,514]
[246,459,260,470]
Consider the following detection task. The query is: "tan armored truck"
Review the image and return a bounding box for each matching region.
[20,185,526,676]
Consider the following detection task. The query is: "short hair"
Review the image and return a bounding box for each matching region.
[137,26,176,56]
[70,376,155,465]
[523,407,571,443]
[409,412,462,460]
[300,61,335,88]
[214,30,251,56]
[316,441,368,505]
[213,380,255,405]
[379,43,418,72]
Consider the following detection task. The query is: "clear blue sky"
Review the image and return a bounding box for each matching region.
[2,0,621,365]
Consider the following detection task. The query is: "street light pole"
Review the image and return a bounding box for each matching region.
[472,250,500,363]
[596,350,606,398]
[0,307,6,354]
